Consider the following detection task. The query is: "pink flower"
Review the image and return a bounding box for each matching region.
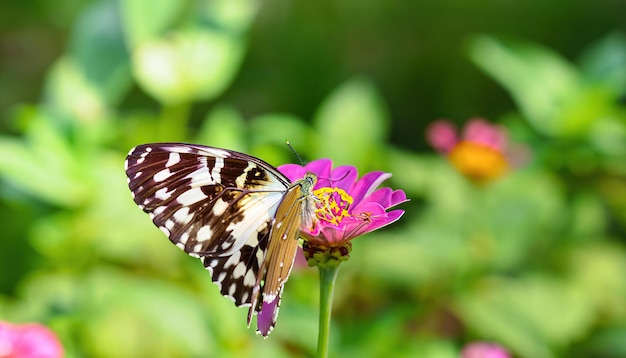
[0,321,64,358]
[253,160,407,336]
[461,342,510,358]
[427,118,508,154]
[426,118,518,184]
[278,159,407,248]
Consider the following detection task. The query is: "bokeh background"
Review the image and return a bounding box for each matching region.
[1,0,625,357]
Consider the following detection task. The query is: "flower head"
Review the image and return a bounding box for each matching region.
[427,118,519,184]
[279,159,407,265]
[461,341,510,358]
[0,321,64,358]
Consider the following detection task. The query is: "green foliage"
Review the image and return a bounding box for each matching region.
[1,1,625,357]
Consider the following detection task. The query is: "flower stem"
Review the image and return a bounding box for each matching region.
[316,263,341,358]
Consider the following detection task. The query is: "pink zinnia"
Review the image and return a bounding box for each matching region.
[461,341,510,358]
[279,159,407,248]
[0,321,64,358]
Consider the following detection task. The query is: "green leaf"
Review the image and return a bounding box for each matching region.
[469,35,601,138]
[0,111,87,207]
[78,269,215,358]
[132,29,244,104]
[197,0,259,35]
[196,105,247,152]
[456,276,597,358]
[70,0,131,105]
[248,113,313,165]
[42,57,107,123]
[118,0,184,47]
[565,243,626,318]
[312,78,390,170]
[578,32,626,94]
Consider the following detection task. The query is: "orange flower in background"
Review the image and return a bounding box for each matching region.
[427,118,519,184]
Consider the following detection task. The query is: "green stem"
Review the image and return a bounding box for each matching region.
[316,263,341,358]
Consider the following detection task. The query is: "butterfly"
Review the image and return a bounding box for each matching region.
[124,143,318,336]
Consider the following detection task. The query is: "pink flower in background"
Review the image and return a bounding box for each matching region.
[0,321,63,358]
[461,342,510,358]
[426,118,522,184]
[427,118,508,153]
[279,159,408,248]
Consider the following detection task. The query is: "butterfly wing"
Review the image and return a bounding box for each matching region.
[125,143,291,307]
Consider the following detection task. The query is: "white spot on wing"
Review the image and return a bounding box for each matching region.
[233,262,247,278]
[263,293,276,303]
[244,270,256,287]
[196,147,230,158]
[235,162,256,188]
[155,187,171,200]
[241,292,249,304]
[196,225,214,242]
[173,207,192,224]
[153,168,172,182]
[212,199,229,216]
[217,272,227,284]
[211,157,224,184]
[166,152,181,167]
[177,188,208,206]
[224,251,242,269]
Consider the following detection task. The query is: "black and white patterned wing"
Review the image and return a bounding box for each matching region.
[124,143,290,306]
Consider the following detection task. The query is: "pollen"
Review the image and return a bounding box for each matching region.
[313,187,353,226]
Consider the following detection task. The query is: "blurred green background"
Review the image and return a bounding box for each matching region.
[1,0,625,357]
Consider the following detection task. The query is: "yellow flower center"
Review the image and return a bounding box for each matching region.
[313,187,354,226]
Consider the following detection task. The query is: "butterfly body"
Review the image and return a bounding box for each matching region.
[125,143,317,336]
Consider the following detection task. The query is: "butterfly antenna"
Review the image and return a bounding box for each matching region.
[286,141,306,165]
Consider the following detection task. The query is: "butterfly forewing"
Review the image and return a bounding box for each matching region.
[125,143,317,335]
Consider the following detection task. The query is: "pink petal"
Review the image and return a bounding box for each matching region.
[461,342,510,358]
[318,225,348,245]
[349,200,388,221]
[277,164,307,182]
[328,165,358,192]
[350,199,405,233]
[349,171,391,205]
[305,159,333,188]
[390,189,408,207]
[0,322,64,358]
[463,118,508,151]
[426,120,458,153]
[352,187,393,211]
